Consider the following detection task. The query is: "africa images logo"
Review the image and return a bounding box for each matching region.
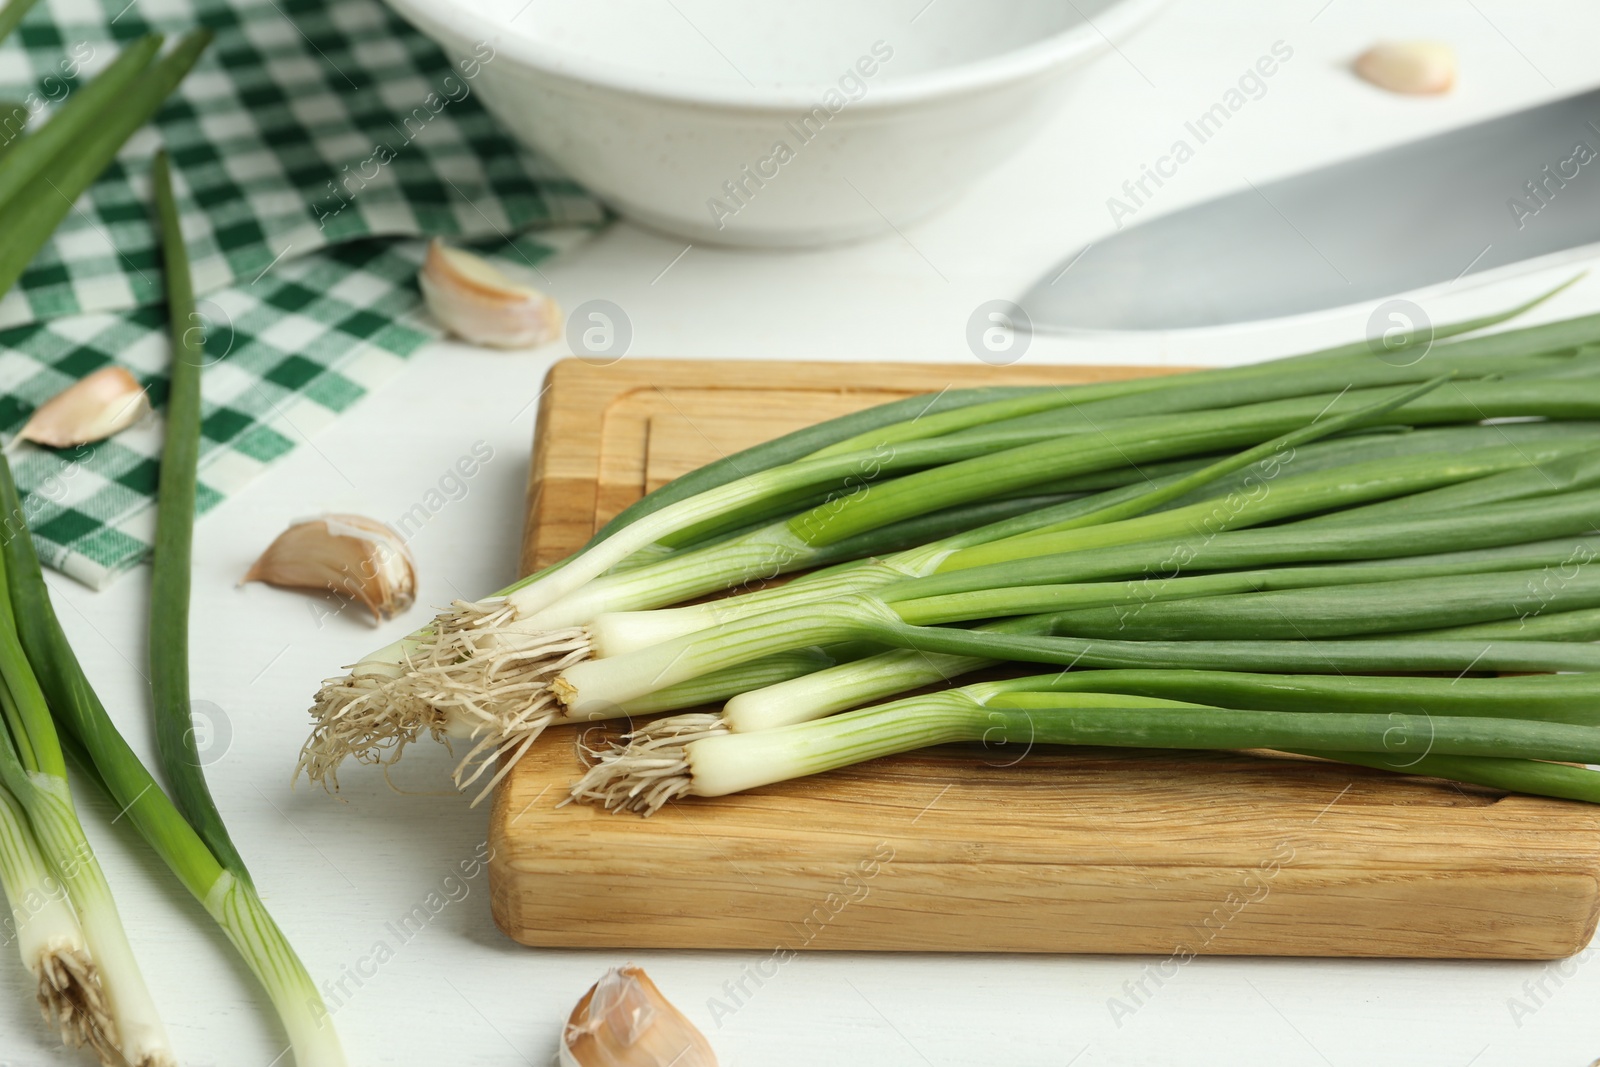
[705,41,896,231]
[1104,40,1294,229]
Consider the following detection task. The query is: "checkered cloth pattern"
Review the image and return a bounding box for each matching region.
[0,0,603,587]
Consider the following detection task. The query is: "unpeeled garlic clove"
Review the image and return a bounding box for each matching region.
[1354,41,1456,95]
[13,366,150,449]
[419,238,563,349]
[560,965,718,1067]
[244,514,416,622]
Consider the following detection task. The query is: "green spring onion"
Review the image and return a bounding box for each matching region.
[0,453,345,1067]
[570,682,1600,816]
[148,148,249,881]
[0,31,211,299]
[0,35,162,214]
[1039,566,1600,641]
[0,530,173,1066]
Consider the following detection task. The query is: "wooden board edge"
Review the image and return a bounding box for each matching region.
[489,862,1600,959]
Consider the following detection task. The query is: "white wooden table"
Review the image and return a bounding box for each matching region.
[7,0,1600,1064]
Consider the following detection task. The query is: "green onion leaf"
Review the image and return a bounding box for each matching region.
[149,148,251,883]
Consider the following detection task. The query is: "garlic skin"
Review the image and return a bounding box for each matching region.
[560,966,718,1067]
[14,366,150,449]
[244,514,416,622]
[1354,42,1456,95]
[419,238,563,349]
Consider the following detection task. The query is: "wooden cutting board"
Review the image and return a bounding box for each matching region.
[488,357,1600,959]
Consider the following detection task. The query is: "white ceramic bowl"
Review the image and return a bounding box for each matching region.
[382,0,1168,247]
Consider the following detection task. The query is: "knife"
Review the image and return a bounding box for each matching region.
[1021,88,1600,331]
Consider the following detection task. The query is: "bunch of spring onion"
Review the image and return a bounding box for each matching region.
[0,15,266,1066]
[302,279,1600,814]
[565,437,1600,811]
[0,151,342,1065]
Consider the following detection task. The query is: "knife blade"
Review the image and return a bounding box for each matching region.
[1022,88,1600,331]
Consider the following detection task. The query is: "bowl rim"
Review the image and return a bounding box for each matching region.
[385,0,1169,109]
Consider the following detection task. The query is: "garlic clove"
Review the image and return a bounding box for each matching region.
[244,514,416,622]
[13,366,150,449]
[419,238,563,349]
[1354,41,1456,95]
[560,966,718,1067]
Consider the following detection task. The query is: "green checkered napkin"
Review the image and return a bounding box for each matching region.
[0,0,604,587]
